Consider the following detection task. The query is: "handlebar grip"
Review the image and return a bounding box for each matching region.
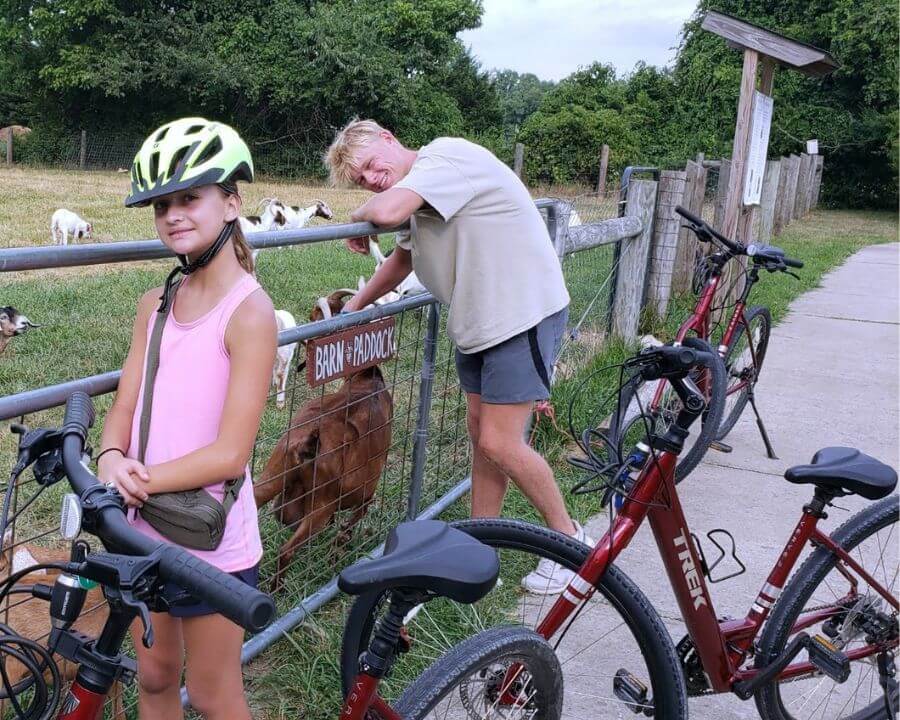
[784,257,804,268]
[674,205,705,227]
[62,392,96,441]
[157,546,275,633]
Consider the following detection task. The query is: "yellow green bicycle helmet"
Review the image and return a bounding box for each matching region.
[125,117,254,207]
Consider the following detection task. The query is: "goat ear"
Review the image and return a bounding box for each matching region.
[315,297,332,320]
[289,427,320,467]
[327,289,356,314]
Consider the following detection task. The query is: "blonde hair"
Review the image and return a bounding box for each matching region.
[324,118,388,187]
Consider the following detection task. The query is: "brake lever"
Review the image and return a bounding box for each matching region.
[120,590,155,648]
[784,269,801,281]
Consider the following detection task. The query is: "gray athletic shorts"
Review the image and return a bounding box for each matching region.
[455,307,568,404]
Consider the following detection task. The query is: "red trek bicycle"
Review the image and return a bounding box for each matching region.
[343,345,898,720]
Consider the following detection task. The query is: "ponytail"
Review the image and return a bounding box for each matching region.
[231,222,255,274]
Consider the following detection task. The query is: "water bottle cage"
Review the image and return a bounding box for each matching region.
[691,529,747,584]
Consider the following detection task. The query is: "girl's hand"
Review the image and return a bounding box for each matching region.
[98,454,150,507]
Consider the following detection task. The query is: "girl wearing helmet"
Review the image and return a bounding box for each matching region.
[96,118,276,719]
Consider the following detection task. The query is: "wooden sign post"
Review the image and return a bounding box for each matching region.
[699,11,837,306]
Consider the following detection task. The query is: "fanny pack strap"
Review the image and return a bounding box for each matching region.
[138,280,243,513]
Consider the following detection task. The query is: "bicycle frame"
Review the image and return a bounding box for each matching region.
[649,258,763,411]
[536,449,899,695]
[341,674,402,720]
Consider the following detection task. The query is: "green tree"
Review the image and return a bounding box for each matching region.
[489,69,555,130]
[672,0,898,207]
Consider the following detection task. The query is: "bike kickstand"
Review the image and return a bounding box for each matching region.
[747,389,778,460]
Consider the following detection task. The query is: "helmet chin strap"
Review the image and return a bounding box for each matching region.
[157,220,235,312]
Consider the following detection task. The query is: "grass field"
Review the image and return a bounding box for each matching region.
[0,165,896,718]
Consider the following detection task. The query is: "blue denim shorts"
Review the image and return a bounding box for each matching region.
[455,307,568,404]
[162,564,260,618]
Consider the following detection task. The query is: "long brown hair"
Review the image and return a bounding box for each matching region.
[231,221,255,274]
[218,183,255,274]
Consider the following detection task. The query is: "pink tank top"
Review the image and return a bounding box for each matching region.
[126,272,264,572]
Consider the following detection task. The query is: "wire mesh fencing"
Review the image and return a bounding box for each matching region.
[0,194,646,717]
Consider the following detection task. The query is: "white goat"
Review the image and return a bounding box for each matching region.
[50,209,92,245]
[273,199,334,229]
[367,237,427,297]
[272,310,298,410]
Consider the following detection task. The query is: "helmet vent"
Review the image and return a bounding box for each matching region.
[149,152,160,183]
[193,136,222,167]
[154,127,169,142]
[186,124,205,135]
[168,146,189,179]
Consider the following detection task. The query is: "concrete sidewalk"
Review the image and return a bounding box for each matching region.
[589,242,899,718]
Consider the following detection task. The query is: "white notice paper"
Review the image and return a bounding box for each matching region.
[743,91,774,206]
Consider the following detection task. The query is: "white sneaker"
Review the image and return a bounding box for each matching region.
[521,521,595,596]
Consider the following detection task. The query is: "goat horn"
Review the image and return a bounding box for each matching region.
[315,297,332,320]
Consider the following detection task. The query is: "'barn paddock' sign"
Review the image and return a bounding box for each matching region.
[306,317,396,387]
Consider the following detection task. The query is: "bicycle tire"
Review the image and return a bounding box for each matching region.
[754,494,899,720]
[607,336,727,483]
[341,518,688,720]
[716,305,771,441]
[393,625,563,720]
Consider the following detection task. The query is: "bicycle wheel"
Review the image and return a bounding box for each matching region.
[715,305,771,441]
[607,337,726,483]
[755,495,899,720]
[341,518,688,719]
[393,625,563,720]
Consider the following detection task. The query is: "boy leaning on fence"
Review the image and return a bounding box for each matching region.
[325,119,594,595]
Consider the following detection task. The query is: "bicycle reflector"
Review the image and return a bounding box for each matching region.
[59,493,83,540]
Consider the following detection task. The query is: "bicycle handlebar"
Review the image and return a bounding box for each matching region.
[675,206,803,271]
[61,392,275,633]
[631,344,718,382]
[674,205,744,254]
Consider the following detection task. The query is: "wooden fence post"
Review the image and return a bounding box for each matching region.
[811,155,824,208]
[803,153,817,215]
[782,154,801,226]
[757,159,781,244]
[772,156,789,235]
[513,143,524,178]
[672,160,707,294]
[80,130,87,170]
[5,127,12,165]
[596,144,609,194]
[793,153,811,219]
[646,170,687,318]
[713,159,731,231]
[612,179,658,340]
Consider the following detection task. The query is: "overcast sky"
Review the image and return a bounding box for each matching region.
[459,0,700,81]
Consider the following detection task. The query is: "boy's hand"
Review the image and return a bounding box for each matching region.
[346,235,373,255]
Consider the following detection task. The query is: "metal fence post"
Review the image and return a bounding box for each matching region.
[80,130,86,170]
[406,301,440,520]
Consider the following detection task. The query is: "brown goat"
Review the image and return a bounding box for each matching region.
[254,290,393,591]
[0,534,122,716]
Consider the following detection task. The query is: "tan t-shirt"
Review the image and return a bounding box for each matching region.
[395,137,569,353]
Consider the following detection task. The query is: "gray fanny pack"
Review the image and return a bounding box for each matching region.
[136,279,243,551]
